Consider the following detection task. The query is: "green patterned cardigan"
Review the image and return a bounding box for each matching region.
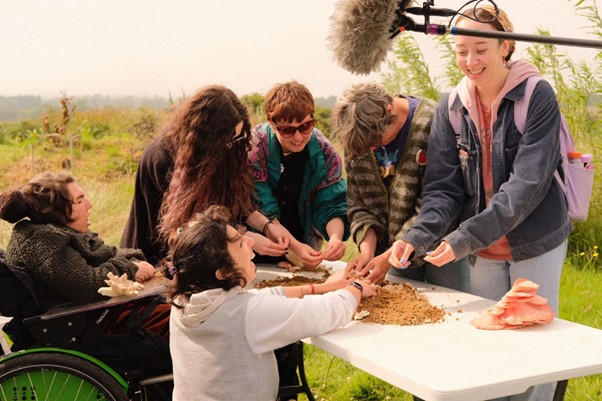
[346,97,438,263]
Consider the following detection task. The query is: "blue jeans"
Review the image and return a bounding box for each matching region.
[470,240,567,401]
[470,240,567,314]
[388,257,470,292]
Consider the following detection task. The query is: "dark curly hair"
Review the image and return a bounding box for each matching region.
[0,171,76,226]
[158,85,255,242]
[167,205,247,307]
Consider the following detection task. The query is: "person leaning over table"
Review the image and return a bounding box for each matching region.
[331,82,470,290]
[167,205,376,401]
[248,80,350,271]
[387,5,571,401]
[0,172,170,370]
[120,85,290,265]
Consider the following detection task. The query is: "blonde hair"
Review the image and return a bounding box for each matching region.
[456,5,516,62]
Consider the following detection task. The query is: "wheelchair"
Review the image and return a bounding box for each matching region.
[0,250,173,401]
[0,251,315,401]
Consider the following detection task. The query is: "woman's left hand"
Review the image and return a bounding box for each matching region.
[294,243,324,269]
[424,241,456,266]
[323,237,346,261]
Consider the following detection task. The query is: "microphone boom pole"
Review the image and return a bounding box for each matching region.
[442,26,602,49]
[394,1,602,50]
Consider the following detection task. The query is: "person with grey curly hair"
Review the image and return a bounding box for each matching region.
[331,82,470,291]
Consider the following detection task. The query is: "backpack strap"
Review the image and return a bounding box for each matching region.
[513,76,542,134]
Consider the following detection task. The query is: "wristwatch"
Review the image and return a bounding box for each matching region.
[348,281,363,294]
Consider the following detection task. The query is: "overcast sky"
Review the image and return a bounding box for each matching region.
[1,0,601,99]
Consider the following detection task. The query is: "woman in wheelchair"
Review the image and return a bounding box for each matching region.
[0,171,170,372]
[167,205,376,401]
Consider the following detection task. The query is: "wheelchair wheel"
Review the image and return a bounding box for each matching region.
[0,352,128,401]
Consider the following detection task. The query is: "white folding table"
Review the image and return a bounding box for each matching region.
[256,262,602,401]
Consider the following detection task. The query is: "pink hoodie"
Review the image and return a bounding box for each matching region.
[454,59,541,133]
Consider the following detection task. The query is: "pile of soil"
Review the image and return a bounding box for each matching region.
[254,273,445,326]
[357,282,445,326]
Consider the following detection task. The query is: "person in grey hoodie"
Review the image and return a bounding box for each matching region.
[387,5,570,401]
[167,205,376,401]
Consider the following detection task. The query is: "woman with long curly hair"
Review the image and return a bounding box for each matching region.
[121,85,288,265]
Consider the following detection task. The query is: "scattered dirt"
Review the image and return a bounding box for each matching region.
[254,272,446,326]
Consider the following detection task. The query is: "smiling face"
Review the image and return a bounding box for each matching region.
[225,225,256,283]
[66,182,93,232]
[454,18,511,88]
[272,114,315,154]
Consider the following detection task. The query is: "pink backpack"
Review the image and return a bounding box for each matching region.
[448,76,594,221]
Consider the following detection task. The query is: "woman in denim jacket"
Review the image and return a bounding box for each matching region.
[389,7,571,315]
[388,7,571,400]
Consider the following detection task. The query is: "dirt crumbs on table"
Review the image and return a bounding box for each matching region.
[254,275,445,326]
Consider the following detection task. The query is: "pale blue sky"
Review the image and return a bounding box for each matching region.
[1,0,600,99]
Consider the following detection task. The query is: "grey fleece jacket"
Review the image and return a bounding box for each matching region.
[6,220,143,309]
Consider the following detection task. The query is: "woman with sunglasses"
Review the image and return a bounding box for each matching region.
[249,81,350,271]
[121,85,289,265]
[248,81,350,398]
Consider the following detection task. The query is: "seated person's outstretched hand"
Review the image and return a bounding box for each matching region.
[133,260,155,282]
[357,278,378,298]
[323,236,346,261]
[388,240,413,269]
[424,241,456,267]
[324,269,354,290]
[246,231,287,257]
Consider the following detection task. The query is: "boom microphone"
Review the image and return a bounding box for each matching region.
[328,0,413,75]
[328,0,602,75]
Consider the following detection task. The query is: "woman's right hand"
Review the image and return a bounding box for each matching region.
[133,261,155,282]
[246,231,287,257]
[388,240,414,269]
[346,251,373,276]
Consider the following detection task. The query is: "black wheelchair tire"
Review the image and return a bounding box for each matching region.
[0,352,128,401]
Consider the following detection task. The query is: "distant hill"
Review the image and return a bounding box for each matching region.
[0,94,342,123]
[0,95,170,122]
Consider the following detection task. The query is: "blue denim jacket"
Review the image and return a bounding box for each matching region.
[404,79,572,262]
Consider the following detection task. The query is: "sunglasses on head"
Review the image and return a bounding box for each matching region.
[273,118,316,138]
[226,134,246,149]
